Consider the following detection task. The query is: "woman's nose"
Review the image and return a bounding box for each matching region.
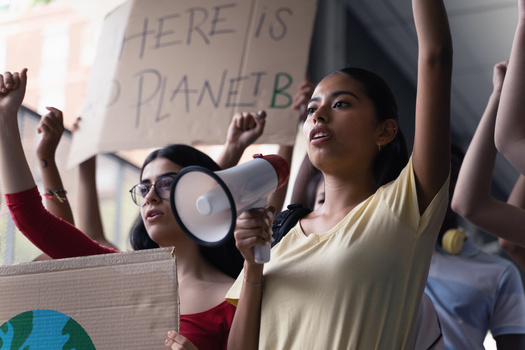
[143,185,159,205]
[312,106,328,123]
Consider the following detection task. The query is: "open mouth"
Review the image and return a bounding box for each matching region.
[313,132,329,139]
[310,127,331,142]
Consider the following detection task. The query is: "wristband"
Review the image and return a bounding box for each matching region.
[44,189,68,203]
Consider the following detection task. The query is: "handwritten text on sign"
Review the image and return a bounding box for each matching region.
[69,0,317,167]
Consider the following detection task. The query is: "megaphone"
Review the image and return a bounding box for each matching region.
[170,154,290,263]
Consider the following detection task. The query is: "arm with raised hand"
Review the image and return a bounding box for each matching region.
[77,155,118,249]
[0,69,116,259]
[0,69,35,194]
[452,61,525,246]
[411,0,453,214]
[268,78,316,213]
[216,111,266,170]
[289,78,318,207]
[74,118,117,249]
[36,107,75,225]
[494,0,525,175]
[227,78,315,349]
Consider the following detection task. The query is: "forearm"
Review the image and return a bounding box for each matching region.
[40,158,75,225]
[412,0,453,209]
[414,0,453,60]
[217,141,245,169]
[453,93,525,244]
[77,156,106,242]
[508,175,525,208]
[228,263,264,350]
[495,21,525,174]
[452,92,500,219]
[5,187,117,259]
[0,111,36,193]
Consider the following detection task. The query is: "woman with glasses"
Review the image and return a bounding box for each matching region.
[0,68,264,349]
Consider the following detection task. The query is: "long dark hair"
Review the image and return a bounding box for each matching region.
[334,67,409,186]
[129,144,244,279]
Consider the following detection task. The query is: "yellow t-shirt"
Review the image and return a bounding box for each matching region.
[226,158,449,349]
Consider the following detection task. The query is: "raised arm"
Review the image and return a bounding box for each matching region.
[77,155,118,249]
[411,0,453,213]
[0,69,34,193]
[0,69,116,259]
[73,117,117,249]
[452,62,525,246]
[289,79,317,206]
[36,107,75,225]
[216,111,266,170]
[494,0,525,175]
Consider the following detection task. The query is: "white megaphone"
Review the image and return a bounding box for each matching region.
[170,154,290,263]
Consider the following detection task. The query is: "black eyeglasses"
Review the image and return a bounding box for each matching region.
[129,172,177,206]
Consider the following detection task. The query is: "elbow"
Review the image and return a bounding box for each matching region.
[451,194,473,221]
[494,129,511,158]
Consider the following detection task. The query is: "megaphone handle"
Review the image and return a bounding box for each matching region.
[254,244,271,264]
[251,199,271,264]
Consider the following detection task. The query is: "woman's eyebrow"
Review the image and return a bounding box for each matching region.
[308,90,360,105]
[331,90,360,101]
[141,171,177,183]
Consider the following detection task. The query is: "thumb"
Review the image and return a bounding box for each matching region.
[18,68,28,95]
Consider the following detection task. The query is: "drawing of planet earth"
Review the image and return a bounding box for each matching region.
[0,309,95,349]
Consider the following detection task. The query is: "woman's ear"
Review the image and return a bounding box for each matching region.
[376,119,398,149]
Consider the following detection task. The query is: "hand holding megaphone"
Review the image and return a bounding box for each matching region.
[234,205,275,264]
[170,154,289,263]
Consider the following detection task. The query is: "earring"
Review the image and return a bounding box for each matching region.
[378,143,381,151]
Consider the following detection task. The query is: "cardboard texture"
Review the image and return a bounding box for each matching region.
[68,0,318,168]
[0,247,179,349]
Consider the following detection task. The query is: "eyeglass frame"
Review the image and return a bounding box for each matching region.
[129,172,178,206]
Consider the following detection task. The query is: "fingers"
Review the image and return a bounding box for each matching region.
[253,110,266,134]
[493,61,509,92]
[36,106,64,159]
[19,68,28,92]
[292,79,315,110]
[165,331,197,350]
[2,71,13,92]
[234,111,263,131]
[38,107,64,135]
[0,69,27,93]
[0,69,28,118]
[0,72,9,93]
[234,206,275,263]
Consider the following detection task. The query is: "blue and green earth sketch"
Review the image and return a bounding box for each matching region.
[0,309,95,349]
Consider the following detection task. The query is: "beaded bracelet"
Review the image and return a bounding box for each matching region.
[243,275,263,287]
[44,189,68,203]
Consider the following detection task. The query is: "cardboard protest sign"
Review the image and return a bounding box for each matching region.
[0,248,178,349]
[68,0,318,168]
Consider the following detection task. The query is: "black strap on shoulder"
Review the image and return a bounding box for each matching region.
[271,203,311,247]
